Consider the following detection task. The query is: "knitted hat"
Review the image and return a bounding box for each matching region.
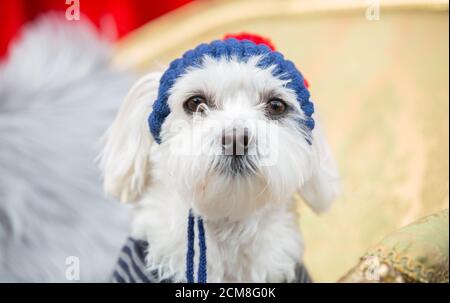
[148,33,314,144]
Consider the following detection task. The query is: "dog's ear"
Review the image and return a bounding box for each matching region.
[298,122,341,213]
[99,72,161,203]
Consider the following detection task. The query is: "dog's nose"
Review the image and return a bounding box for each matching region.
[222,127,249,156]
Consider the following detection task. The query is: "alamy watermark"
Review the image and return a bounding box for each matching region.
[65,0,80,21]
[361,255,381,281]
[167,117,281,167]
[365,0,380,21]
[65,256,80,281]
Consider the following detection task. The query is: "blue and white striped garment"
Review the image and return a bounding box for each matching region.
[111,237,312,283]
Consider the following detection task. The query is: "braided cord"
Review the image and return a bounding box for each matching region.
[197,217,207,283]
[186,209,208,283]
[186,210,195,283]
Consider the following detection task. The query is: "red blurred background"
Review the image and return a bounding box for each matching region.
[0,0,195,58]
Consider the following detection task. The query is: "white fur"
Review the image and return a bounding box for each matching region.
[0,14,131,282]
[100,55,340,282]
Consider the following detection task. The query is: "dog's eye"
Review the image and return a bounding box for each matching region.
[266,98,287,116]
[183,95,207,113]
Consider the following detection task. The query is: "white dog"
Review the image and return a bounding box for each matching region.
[100,35,340,283]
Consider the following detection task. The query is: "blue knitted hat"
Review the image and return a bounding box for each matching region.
[148,36,314,144]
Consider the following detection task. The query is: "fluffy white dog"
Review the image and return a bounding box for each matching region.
[100,35,340,283]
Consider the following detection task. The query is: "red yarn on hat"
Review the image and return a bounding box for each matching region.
[303,78,310,89]
[223,33,276,51]
[223,32,310,89]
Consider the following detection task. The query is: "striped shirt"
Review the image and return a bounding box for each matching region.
[111,237,312,283]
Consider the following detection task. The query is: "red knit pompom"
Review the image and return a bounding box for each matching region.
[223,32,276,51]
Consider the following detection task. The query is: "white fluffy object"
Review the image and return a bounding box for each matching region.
[0,15,132,282]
